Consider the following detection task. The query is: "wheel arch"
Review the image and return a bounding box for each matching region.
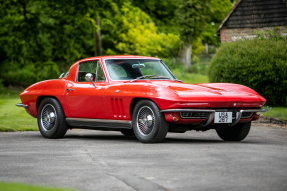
[36,96,67,117]
[129,98,155,119]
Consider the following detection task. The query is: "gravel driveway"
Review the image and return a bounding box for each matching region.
[0,124,287,191]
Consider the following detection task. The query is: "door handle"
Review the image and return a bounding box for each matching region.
[66,89,75,92]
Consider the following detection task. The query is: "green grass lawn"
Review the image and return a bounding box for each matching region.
[0,182,77,191]
[172,69,209,84]
[261,106,287,122]
[0,89,38,132]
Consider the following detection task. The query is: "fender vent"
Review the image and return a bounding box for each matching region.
[111,98,126,118]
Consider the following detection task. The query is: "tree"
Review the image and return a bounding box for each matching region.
[201,0,234,46]
[101,2,180,58]
[176,0,212,69]
[0,0,99,86]
[0,0,181,87]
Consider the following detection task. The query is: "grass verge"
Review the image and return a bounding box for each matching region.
[0,182,77,191]
[0,89,38,132]
[261,106,287,122]
[172,69,209,84]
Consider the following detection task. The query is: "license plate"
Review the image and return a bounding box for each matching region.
[214,112,232,123]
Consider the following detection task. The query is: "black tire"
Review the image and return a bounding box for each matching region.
[132,100,169,143]
[37,97,68,139]
[216,121,251,141]
[121,130,135,137]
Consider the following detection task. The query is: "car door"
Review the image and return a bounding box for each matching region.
[65,60,107,119]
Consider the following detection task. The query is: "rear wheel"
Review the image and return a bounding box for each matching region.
[37,98,68,139]
[132,100,168,143]
[216,121,251,141]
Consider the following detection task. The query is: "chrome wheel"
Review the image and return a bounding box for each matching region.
[136,106,155,136]
[41,104,57,131]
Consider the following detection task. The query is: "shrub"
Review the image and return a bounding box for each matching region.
[208,38,287,107]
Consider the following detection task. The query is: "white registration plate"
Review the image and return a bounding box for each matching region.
[214,112,232,123]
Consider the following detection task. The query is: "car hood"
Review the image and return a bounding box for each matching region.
[151,81,266,108]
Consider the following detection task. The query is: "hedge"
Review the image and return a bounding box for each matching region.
[208,38,287,107]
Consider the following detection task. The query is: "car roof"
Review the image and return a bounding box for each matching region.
[78,55,160,62]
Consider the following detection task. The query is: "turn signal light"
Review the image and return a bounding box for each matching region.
[173,115,179,121]
[255,114,260,120]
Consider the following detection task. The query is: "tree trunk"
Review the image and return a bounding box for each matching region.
[180,43,192,69]
[94,17,102,56]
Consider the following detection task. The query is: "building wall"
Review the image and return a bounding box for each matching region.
[223,0,287,29]
[220,26,287,43]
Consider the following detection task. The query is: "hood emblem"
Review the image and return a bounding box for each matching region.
[234,103,236,106]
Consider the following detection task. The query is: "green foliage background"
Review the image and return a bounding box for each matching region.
[208,38,287,107]
[0,0,233,87]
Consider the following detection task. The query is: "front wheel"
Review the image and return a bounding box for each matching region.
[37,98,68,139]
[216,121,251,141]
[132,100,168,143]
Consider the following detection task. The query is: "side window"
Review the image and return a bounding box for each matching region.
[77,61,97,82]
[96,63,105,81]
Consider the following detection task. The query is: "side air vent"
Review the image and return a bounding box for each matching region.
[111,98,126,118]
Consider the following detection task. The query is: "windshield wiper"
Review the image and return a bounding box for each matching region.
[149,76,183,82]
[130,75,158,82]
[130,75,183,83]
[149,76,170,79]
[171,79,183,83]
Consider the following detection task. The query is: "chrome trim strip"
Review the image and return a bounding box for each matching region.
[66,118,132,129]
[202,112,215,127]
[66,118,132,124]
[229,109,268,126]
[16,103,28,108]
[240,109,268,113]
[161,109,216,113]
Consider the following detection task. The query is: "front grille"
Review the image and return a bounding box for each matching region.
[241,112,253,118]
[180,111,254,119]
[180,112,210,119]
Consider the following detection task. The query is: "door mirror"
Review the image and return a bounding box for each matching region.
[85,73,93,82]
[85,73,95,86]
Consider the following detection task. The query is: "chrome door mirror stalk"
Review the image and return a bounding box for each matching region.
[85,73,95,86]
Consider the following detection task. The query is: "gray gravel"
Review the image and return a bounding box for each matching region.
[0,124,287,191]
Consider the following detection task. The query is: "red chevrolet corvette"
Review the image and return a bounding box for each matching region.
[17,55,267,143]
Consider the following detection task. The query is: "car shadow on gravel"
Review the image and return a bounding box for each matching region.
[62,134,267,145]
[164,137,267,144]
[64,134,138,142]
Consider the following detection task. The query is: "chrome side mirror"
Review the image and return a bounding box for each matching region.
[85,73,95,86]
[85,73,93,82]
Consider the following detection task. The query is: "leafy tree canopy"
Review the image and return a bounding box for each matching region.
[0,0,234,86]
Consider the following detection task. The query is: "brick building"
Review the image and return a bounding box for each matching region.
[217,0,287,43]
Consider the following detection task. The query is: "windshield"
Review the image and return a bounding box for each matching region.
[105,59,176,81]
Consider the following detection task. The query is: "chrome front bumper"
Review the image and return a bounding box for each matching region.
[16,103,28,108]
[161,109,268,127]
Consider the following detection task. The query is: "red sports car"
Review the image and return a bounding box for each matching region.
[16,55,267,143]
